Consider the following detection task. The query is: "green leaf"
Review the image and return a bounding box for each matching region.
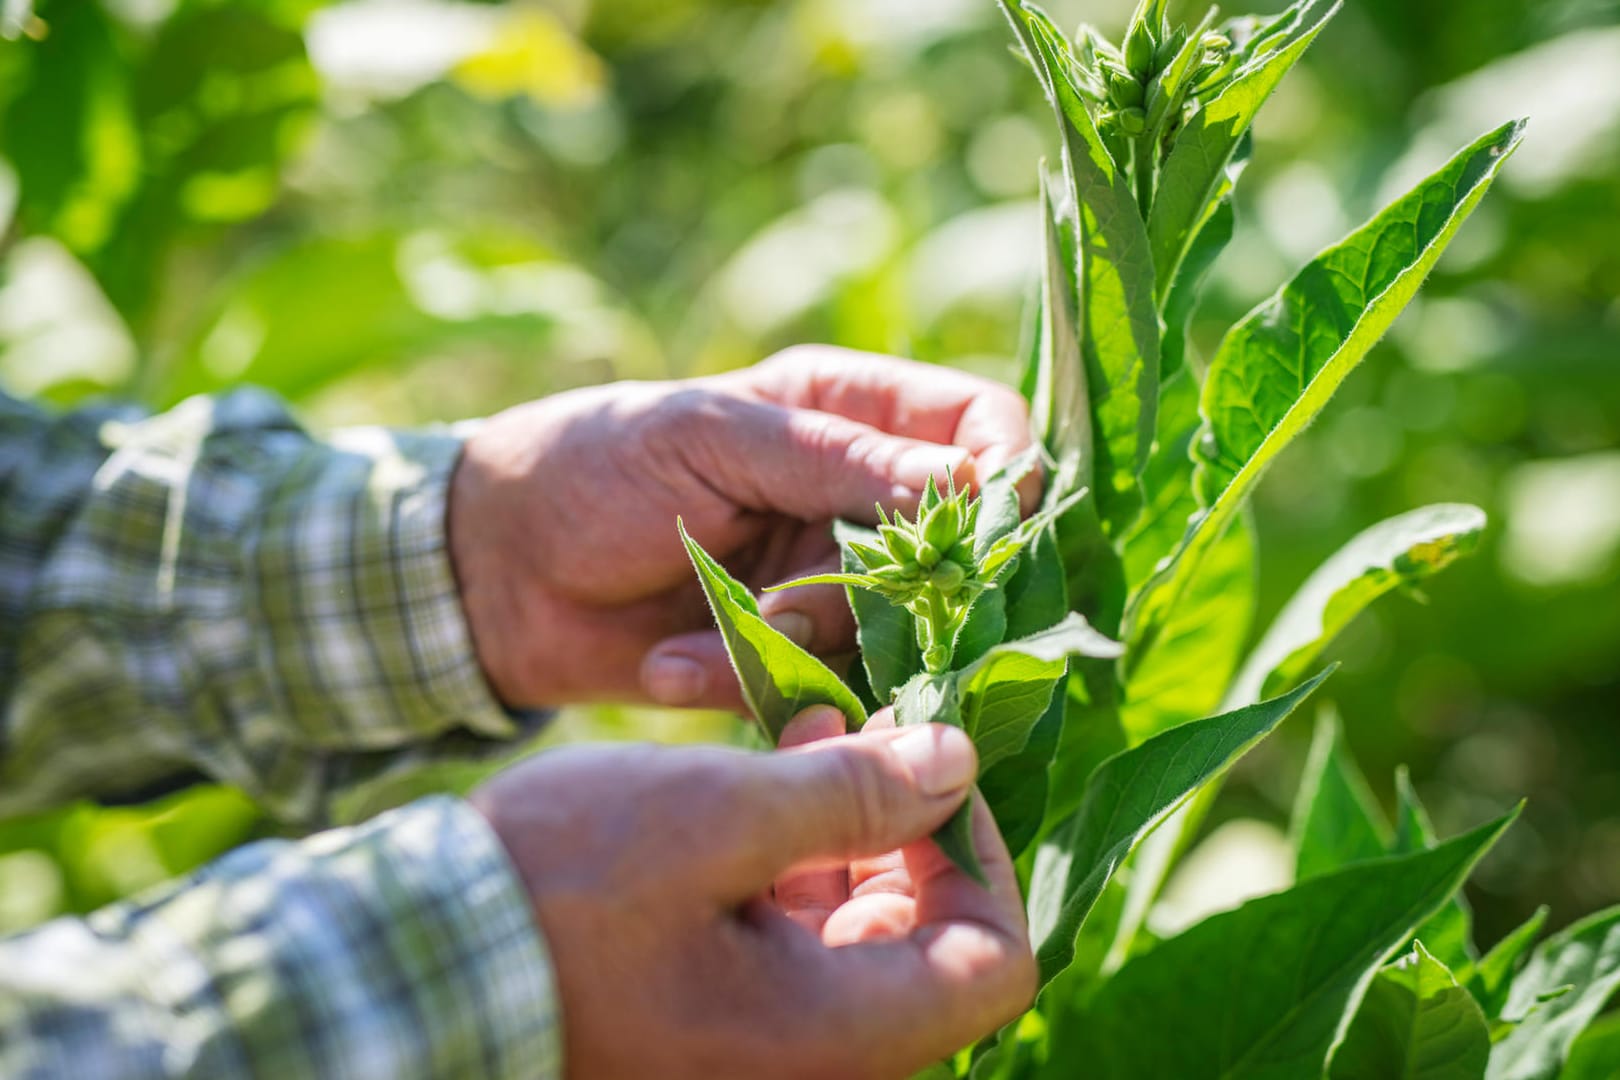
[1147,0,1338,301]
[1393,768,1478,976]
[1128,120,1525,650]
[978,684,1063,860]
[1561,1012,1620,1080]
[1158,157,1241,381]
[1028,668,1333,987]
[835,521,918,705]
[1488,905,1620,1080]
[1330,941,1493,1080]
[1291,708,1391,881]
[1228,504,1487,707]
[998,0,1161,535]
[1468,907,1549,1018]
[1049,809,1519,1079]
[957,614,1123,774]
[894,672,984,885]
[679,520,867,744]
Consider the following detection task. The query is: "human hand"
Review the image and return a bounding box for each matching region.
[468,718,1034,1080]
[448,346,1036,709]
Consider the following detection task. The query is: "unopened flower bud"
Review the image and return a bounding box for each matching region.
[917,541,942,569]
[1108,71,1145,108]
[1116,106,1148,136]
[1124,23,1155,80]
[930,560,967,598]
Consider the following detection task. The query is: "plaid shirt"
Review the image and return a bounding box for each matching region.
[0,390,562,1077]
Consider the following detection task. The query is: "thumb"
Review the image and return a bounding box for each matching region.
[720,721,978,895]
[706,398,973,522]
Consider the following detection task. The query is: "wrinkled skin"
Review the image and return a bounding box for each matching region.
[471,710,1036,1080]
[449,346,1038,710]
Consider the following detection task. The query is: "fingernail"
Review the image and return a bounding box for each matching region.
[892,726,977,797]
[766,611,814,648]
[642,654,707,705]
[894,445,970,493]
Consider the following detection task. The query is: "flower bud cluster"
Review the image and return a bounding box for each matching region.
[845,478,993,674]
[1092,0,1237,149]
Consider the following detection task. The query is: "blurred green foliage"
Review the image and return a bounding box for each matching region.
[0,0,1616,952]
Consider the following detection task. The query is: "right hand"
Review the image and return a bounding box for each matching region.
[469,714,1035,1079]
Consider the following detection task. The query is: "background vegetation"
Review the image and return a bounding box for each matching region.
[0,0,1615,960]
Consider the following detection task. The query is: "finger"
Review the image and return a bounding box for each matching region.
[685,394,973,524]
[821,891,916,946]
[757,556,857,658]
[799,796,1034,1072]
[773,706,852,931]
[639,630,747,710]
[716,723,977,897]
[734,346,1035,493]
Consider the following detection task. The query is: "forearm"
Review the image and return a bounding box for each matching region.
[0,390,530,823]
[0,796,560,1080]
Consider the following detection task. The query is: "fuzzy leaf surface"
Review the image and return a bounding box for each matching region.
[680,521,867,743]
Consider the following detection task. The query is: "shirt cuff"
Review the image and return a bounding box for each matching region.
[253,426,519,751]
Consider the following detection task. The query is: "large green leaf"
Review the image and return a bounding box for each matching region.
[1488,905,1620,1080]
[1028,669,1332,987]
[1048,809,1518,1079]
[1467,907,1549,1018]
[1331,942,1492,1080]
[998,0,1160,536]
[1291,709,1390,881]
[957,614,1122,774]
[1227,504,1487,707]
[1128,120,1525,649]
[679,521,867,744]
[834,521,917,705]
[978,683,1062,860]
[1147,0,1338,301]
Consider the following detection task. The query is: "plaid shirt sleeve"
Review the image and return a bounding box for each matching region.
[0,795,563,1079]
[0,388,540,825]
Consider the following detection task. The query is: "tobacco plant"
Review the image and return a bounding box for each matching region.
[682,1,1620,1077]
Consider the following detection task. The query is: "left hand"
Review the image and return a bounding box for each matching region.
[771,707,1021,953]
[449,346,1036,710]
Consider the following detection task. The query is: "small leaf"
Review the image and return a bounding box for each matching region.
[1028,668,1333,987]
[894,672,984,885]
[1488,904,1620,1080]
[957,614,1123,774]
[679,520,867,744]
[1330,941,1493,1080]
[1468,907,1549,1018]
[1048,809,1519,1079]
[1290,707,1391,881]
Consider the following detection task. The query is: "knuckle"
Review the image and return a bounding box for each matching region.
[826,745,904,850]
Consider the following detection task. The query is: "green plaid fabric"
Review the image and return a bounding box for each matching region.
[0,796,561,1079]
[0,391,562,1077]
